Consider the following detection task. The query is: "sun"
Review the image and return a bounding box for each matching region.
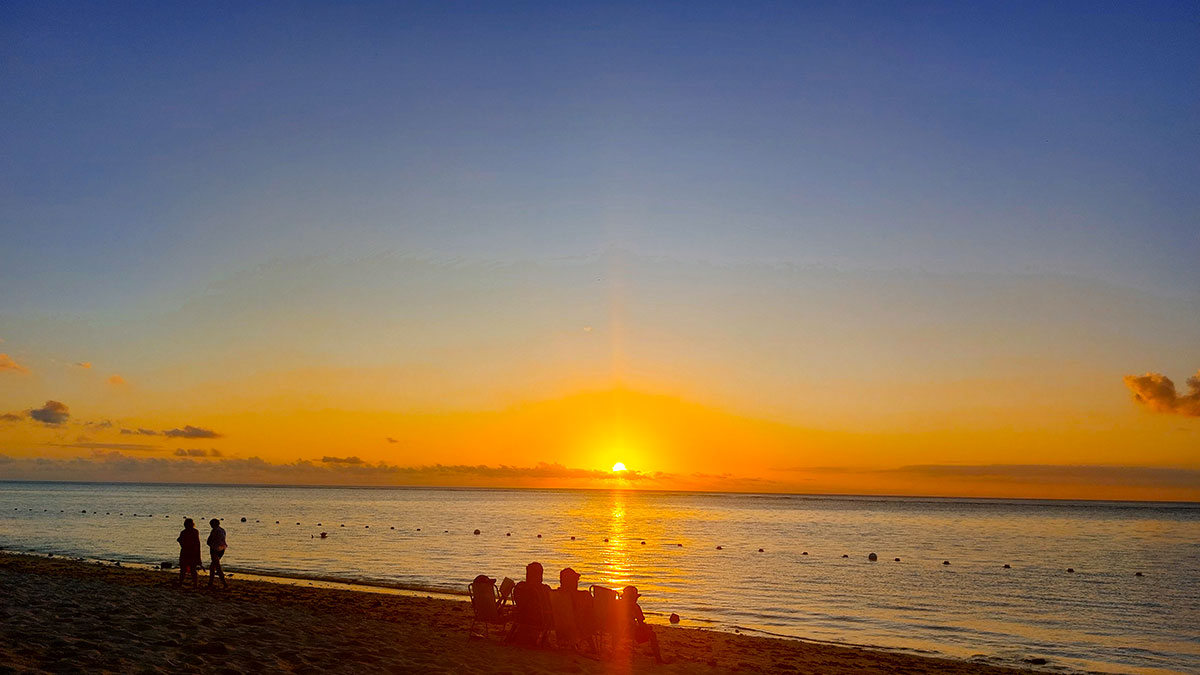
[612,462,627,473]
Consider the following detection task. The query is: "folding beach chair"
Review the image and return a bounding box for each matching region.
[549,588,581,648]
[468,576,511,639]
[590,584,621,652]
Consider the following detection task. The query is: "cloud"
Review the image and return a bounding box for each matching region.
[0,455,681,487]
[76,362,92,369]
[86,420,114,429]
[386,437,398,444]
[0,353,29,373]
[322,455,365,464]
[1123,371,1200,417]
[788,464,1200,490]
[1,413,24,423]
[107,374,126,385]
[120,428,160,436]
[163,425,221,439]
[175,448,221,457]
[30,400,70,425]
[51,442,160,451]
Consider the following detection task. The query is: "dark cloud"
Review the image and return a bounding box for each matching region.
[174,448,220,457]
[1,412,23,423]
[790,464,1200,490]
[163,425,221,439]
[1123,370,1200,417]
[76,362,92,369]
[0,353,29,373]
[51,442,159,451]
[386,437,398,444]
[86,420,114,429]
[30,400,70,425]
[322,456,365,464]
[0,455,691,488]
[120,428,160,436]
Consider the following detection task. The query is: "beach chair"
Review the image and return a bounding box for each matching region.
[468,576,510,639]
[590,585,620,652]
[498,577,516,608]
[549,589,583,649]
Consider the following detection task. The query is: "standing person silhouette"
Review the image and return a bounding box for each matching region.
[206,518,228,588]
[176,518,201,588]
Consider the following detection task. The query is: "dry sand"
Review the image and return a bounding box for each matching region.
[0,552,1034,674]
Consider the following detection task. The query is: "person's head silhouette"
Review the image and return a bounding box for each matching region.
[559,567,580,591]
[183,518,194,529]
[209,518,220,528]
[526,561,543,584]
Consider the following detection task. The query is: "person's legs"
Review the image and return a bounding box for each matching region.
[209,549,226,587]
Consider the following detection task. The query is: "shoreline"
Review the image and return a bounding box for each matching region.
[0,551,1038,674]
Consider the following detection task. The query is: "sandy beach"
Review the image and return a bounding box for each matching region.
[0,552,1036,675]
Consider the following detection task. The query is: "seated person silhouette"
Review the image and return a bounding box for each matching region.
[508,561,552,645]
[552,567,596,651]
[618,586,662,663]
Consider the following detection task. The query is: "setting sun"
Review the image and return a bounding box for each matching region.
[612,462,627,473]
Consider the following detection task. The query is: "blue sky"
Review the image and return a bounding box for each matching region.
[1,2,1198,496]
[3,1,1197,312]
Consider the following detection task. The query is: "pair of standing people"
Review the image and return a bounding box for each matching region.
[176,518,228,588]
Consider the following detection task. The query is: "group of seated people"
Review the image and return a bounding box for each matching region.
[470,561,662,663]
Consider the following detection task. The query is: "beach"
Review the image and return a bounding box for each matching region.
[0,553,1034,675]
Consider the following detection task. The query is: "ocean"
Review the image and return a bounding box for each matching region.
[0,482,1196,674]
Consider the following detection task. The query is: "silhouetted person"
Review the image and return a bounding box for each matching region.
[176,518,201,588]
[556,566,595,648]
[509,561,552,645]
[206,518,228,588]
[619,586,662,663]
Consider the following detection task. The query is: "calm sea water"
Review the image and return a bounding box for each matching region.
[0,482,1196,674]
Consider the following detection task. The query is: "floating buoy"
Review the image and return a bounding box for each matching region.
[416,528,421,531]
[677,543,683,547]
[506,532,511,536]
[603,538,609,542]
[365,525,369,528]
[669,613,680,624]
[894,558,901,562]
[1135,572,1143,577]
[802,551,808,555]
[341,524,345,527]
[641,541,646,545]
[1067,568,1074,573]
[474,529,481,535]
[758,548,764,553]
[240,517,247,522]
[842,554,848,558]
[868,553,878,561]
[390,526,394,530]
[320,532,327,539]
[317,523,322,526]
[537,534,542,538]
[570,536,575,540]
[1003,564,1011,569]
[943,561,951,566]
[297,522,301,525]
[716,546,723,550]
[444,530,448,533]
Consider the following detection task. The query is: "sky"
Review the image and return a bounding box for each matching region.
[2,2,1198,500]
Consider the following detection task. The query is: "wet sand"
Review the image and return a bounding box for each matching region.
[0,552,1033,674]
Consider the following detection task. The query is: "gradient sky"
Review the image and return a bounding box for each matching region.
[2,2,1198,500]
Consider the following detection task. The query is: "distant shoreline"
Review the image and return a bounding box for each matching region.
[3,479,1197,507]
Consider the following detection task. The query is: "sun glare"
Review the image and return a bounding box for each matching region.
[612,462,627,472]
